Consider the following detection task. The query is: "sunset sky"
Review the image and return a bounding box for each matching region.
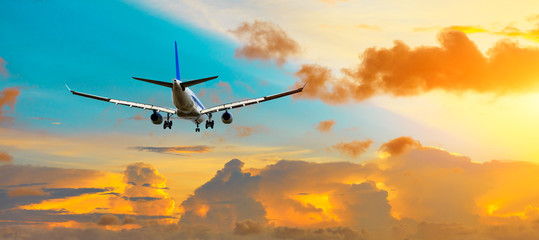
[2,0,539,239]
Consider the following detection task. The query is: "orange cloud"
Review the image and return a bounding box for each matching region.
[230,20,301,66]
[293,30,539,104]
[0,57,8,78]
[378,136,422,157]
[0,151,12,162]
[0,87,20,122]
[330,139,373,158]
[315,119,336,133]
[232,125,265,137]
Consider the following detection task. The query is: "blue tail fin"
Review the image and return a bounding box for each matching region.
[174,41,181,80]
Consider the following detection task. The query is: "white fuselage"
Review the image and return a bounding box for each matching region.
[172,79,206,124]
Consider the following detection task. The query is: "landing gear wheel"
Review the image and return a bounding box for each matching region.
[163,120,172,129]
[205,121,209,129]
[195,127,200,132]
[210,120,214,129]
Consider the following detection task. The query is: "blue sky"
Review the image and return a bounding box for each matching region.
[0,0,441,166]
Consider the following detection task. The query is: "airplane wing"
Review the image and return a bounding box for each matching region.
[65,85,176,114]
[200,84,305,115]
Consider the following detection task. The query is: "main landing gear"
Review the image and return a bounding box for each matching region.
[205,113,215,130]
[163,113,173,129]
[195,114,214,132]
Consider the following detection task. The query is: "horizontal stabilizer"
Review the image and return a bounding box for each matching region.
[132,77,173,88]
[180,76,219,89]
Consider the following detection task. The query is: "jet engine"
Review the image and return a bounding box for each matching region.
[221,111,233,124]
[150,112,163,125]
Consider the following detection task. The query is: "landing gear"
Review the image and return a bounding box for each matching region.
[205,113,214,129]
[195,122,200,132]
[163,113,173,129]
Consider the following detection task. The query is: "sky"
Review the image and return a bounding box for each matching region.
[1,0,539,239]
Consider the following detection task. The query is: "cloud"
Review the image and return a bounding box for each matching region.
[233,219,264,235]
[129,145,212,155]
[0,57,8,78]
[330,139,373,158]
[315,119,336,133]
[415,22,539,43]
[96,214,137,226]
[179,159,267,231]
[117,114,146,125]
[0,151,12,162]
[378,136,422,157]
[356,24,380,30]
[230,20,301,66]
[97,214,122,226]
[0,87,20,122]
[293,30,539,104]
[7,144,539,238]
[123,163,175,216]
[7,188,49,197]
[232,125,265,137]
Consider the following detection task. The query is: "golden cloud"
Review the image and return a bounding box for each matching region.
[293,30,539,104]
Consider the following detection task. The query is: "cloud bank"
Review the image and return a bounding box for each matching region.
[293,30,539,104]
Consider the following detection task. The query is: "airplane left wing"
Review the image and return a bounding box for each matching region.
[200,84,305,115]
[66,85,176,114]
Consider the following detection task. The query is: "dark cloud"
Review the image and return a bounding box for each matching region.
[5,183,47,188]
[0,87,20,122]
[97,214,122,226]
[0,187,111,210]
[180,159,267,231]
[129,145,212,155]
[315,119,336,133]
[233,219,264,235]
[293,30,539,104]
[330,139,373,158]
[230,20,301,66]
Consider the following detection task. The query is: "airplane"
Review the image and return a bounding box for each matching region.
[66,41,305,132]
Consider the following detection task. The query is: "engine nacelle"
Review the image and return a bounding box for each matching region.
[150,112,163,125]
[221,111,233,124]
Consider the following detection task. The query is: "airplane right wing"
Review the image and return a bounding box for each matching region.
[66,85,176,114]
[200,84,305,115]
